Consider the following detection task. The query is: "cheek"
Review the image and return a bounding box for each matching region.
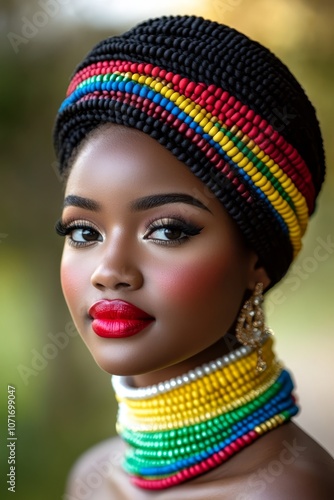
[151,250,243,309]
[60,253,86,312]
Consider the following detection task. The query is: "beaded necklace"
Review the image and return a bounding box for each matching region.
[112,336,298,490]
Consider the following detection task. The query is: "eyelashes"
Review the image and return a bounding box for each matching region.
[55,215,203,247]
[55,219,103,247]
[55,218,91,237]
[55,219,70,237]
[143,216,203,245]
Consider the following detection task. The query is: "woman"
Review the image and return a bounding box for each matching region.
[54,15,334,499]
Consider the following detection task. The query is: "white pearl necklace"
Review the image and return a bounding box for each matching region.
[112,343,253,400]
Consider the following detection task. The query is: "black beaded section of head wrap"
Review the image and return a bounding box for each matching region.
[53,15,325,286]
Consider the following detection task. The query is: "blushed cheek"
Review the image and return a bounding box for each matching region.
[60,257,82,313]
[153,255,235,307]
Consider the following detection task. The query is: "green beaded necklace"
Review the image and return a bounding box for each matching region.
[112,336,298,490]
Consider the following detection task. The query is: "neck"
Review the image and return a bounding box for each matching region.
[112,336,299,490]
[130,335,240,388]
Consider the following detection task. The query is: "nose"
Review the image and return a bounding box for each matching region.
[90,234,143,291]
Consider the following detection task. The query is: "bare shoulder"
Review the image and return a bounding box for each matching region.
[63,423,334,499]
[63,436,127,500]
[233,422,334,500]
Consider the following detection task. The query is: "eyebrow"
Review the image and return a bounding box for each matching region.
[130,193,212,213]
[63,195,101,211]
[63,193,211,213]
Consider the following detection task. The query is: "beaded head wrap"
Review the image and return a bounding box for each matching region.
[54,15,325,285]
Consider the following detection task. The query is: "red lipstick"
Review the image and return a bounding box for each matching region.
[88,300,154,338]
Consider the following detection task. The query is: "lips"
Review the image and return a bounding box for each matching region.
[88,300,154,338]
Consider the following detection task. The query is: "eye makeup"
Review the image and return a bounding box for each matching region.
[55,219,103,247]
[143,216,203,245]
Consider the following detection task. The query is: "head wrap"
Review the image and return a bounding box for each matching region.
[54,15,325,286]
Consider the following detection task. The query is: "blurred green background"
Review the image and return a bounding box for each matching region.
[1,0,333,498]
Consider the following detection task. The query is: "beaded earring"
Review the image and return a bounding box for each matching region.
[236,282,271,373]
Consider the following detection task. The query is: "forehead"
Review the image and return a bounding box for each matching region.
[65,124,217,206]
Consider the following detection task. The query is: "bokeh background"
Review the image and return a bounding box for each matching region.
[1,0,333,498]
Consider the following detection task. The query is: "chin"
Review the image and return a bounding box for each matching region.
[90,351,152,377]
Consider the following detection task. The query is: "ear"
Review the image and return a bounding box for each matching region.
[246,251,271,291]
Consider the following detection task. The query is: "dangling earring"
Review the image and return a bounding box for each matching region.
[235,282,271,373]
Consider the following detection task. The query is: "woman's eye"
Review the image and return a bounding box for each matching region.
[149,227,185,241]
[55,219,103,247]
[144,219,203,245]
[70,227,102,244]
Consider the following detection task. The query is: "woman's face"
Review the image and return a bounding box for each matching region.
[59,124,262,385]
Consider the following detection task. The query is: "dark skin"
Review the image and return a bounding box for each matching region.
[65,425,334,499]
[59,125,334,499]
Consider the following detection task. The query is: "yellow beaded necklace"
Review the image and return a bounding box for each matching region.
[112,336,299,490]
